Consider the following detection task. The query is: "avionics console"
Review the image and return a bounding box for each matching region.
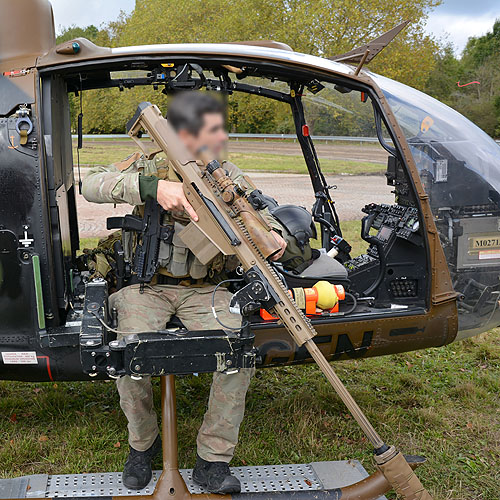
[345,203,427,305]
[367,203,421,244]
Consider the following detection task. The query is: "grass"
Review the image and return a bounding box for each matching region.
[79,237,101,253]
[324,220,366,257]
[72,141,384,176]
[228,152,382,175]
[1,334,498,499]
[2,231,499,499]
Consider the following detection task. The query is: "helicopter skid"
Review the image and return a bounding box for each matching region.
[0,461,387,500]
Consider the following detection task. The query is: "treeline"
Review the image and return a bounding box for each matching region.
[57,0,498,138]
[424,20,500,137]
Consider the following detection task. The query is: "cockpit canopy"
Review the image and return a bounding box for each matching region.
[370,72,500,202]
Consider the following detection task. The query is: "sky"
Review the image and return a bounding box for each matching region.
[49,0,500,56]
[50,0,135,33]
[425,0,500,54]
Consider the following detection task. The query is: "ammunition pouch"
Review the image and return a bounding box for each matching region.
[106,210,226,286]
[162,222,208,279]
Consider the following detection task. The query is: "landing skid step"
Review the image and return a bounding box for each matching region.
[0,461,387,499]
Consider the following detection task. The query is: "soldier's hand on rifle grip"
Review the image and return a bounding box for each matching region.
[269,230,287,261]
[157,179,199,221]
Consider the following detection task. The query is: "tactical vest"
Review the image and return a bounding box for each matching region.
[127,155,227,283]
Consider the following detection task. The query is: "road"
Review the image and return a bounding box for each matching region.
[77,172,393,238]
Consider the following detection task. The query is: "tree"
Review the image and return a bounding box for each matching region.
[56,25,100,44]
[72,0,440,132]
[424,44,462,104]
[462,20,500,68]
[113,0,441,89]
[423,19,500,138]
[66,0,445,134]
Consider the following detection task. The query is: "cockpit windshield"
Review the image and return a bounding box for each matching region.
[369,72,500,194]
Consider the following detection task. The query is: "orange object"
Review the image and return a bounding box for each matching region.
[260,282,346,320]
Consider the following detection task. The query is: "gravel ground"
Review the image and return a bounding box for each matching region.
[77,172,393,238]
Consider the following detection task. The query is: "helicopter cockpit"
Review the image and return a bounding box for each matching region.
[1,37,473,381]
[370,73,500,338]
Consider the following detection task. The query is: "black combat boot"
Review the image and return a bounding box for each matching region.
[122,435,162,490]
[192,455,241,494]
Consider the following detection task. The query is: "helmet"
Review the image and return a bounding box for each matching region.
[271,205,317,249]
[271,205,317,272]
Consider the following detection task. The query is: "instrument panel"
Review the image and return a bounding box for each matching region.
[344,203,427,305]
[369,203,422,246]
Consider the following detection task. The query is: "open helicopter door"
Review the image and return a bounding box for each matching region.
[0,0,70,381]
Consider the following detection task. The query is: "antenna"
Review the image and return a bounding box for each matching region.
[330,21,410,67]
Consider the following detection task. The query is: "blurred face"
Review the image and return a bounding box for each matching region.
[177,112,228,157]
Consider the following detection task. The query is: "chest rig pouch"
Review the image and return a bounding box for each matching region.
[107,155,213,284]
[157,222,208,279]
[153,161,210,280]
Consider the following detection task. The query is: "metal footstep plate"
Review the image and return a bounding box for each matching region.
[181,463,321,494]
[0,461,386,499]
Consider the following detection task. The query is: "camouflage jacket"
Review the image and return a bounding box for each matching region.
[82,152,283,281]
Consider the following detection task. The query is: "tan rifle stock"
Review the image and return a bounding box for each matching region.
[127,102,433,500]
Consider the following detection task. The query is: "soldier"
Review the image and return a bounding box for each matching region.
[81,92,287,494]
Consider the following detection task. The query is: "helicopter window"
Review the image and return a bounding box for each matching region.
[294,82,427,308]
[369,71,500,197]
[370,71,500,337]
[300,83,394,255]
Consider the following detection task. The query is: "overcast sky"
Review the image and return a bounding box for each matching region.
[50,0,500,56]
[426,0,500,54]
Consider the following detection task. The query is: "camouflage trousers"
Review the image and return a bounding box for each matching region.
[109,283,255,462]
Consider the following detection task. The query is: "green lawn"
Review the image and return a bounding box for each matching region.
[72,141,384,176]
[1,334,498,499]
[228,152,382,175]
[79,237,100,253]
[1,229,499,499]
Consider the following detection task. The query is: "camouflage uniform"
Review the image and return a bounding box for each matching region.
[82,153,281,461]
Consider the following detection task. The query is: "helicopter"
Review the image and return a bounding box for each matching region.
[1,0,500,499]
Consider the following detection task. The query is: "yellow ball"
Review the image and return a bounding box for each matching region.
[313,281,338,310]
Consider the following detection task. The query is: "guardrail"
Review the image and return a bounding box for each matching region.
[73,133,500,144]
[73,133,380,142]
